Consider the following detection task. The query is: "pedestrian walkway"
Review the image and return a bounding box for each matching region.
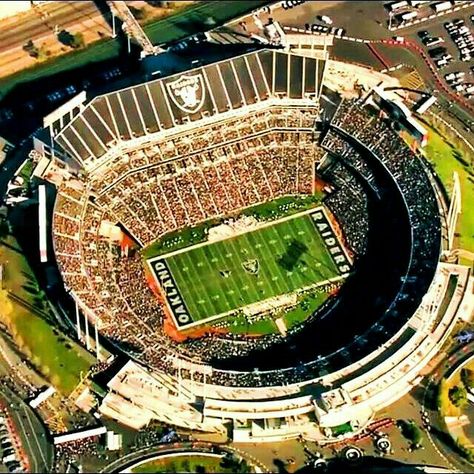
[107,1,163,56]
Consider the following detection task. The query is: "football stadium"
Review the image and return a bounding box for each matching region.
[30,39,471,440]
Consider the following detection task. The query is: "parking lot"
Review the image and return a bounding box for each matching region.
[0,414,24,473]
[409,11,474,101]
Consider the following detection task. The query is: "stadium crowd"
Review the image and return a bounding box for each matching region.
[91,126,318,246]
[50,98,441,388]
[330,99,440,271]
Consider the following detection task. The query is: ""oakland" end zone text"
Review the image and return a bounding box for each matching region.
[151,260,192,327]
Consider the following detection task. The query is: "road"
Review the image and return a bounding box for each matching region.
[420,341,474,472]
[101,441,269,473]
[0,1,111,80]
[0,385,53,473]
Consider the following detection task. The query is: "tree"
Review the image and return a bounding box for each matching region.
[70,32,85,49]
[58,30,85,49]
[0,218,9,240]
[23,40,40,58]
[461,368,474,389]
[147,1,169,7]
[181,459,190,473]
[220,454,249,473]
[449,385,468,407]
[399,420,423,447]
[129,6,147,20]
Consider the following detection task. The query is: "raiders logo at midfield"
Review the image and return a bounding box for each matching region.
[165,74,206,114]
[242,258,259,275]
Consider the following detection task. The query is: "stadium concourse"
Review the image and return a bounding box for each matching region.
[30,48,472,441]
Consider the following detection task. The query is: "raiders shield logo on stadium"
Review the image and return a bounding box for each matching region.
[165,74,205,114]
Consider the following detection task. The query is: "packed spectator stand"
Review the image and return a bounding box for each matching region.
[51,81,441,391]
[52,104,327,384]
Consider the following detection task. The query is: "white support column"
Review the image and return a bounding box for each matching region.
[75,300,81,341]
[448,171,462,251]
[203,372,207,403]
[84,311,91,350]
[95,321,100,360]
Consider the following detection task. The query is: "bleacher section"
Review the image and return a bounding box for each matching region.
[54,50,326,168]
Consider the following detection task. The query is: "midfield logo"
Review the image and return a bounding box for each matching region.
[242,258,259,275]
[165,74,205,114]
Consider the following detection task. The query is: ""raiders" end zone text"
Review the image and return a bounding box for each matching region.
[310,210,351,274]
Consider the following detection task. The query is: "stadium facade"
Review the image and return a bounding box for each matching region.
[31,47,472,442]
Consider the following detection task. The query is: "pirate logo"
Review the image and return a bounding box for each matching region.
[165,74,205,114]
[242,258,260,275]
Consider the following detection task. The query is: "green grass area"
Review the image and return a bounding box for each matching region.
[228,316,277,335]
[156,211,339,323]
[132,455,242,473]
[240,193,323,220]
[227,289,330,335]
[0,235,94,395]
[421,123,474,254]
[16,159,34,181]
[0,0,269,100]
[11,305,94,394]
[144,0,269,45]
[282,290,330,328]
[142,194,323,259]
[0,39,120,100]
[142,218,219,259]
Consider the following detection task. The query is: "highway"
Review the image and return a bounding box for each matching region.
[0,2,108,53]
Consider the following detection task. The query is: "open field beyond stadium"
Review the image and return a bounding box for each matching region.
[0,235,94,395]
[147,207,350,329]
[421,122,474,256]
[0,0,270,100]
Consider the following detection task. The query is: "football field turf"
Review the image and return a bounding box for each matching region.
[148,209,349,328]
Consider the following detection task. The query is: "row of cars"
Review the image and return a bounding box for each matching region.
[444,70,474,98]
[419,29,453,68]
[304,23,346,36]
[445,16,474,63]
[0,416,23,473]
[417,15,474,100]
[304,15,346,36]
[0,66,124,130]
[443,17,474,99]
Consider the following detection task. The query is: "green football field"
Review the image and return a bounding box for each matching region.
[149,211,344,326]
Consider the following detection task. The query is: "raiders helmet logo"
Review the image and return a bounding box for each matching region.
[165,74,205,114]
